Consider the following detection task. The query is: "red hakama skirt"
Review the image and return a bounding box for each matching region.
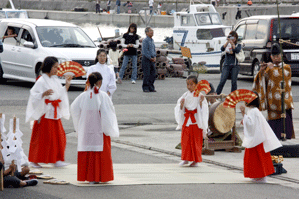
[244,143,275,178]
[77,134,114,182]
[28,115,66,164]
[181,124,203,163]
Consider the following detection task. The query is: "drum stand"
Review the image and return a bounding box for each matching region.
[202,95,242,155]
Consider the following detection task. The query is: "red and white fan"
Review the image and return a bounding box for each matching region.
[193,80,211,97]
[57,61,86,77]
[223,89,258,108]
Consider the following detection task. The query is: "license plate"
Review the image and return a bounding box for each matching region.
[291,53,299,60]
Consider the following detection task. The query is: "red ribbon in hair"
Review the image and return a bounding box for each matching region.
[183,108,197,128]
[45,99,62,119]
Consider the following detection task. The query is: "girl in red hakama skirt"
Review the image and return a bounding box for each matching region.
[240,93,282,183]
[71,72,119,183]
[26,57,73,168]
[174,76,209,167]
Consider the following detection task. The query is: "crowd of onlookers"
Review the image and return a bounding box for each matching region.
[95,0,167,15]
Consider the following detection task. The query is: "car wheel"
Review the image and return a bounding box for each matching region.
[252,61,260,78]
[0,64,7,84]
[220,57,225,73]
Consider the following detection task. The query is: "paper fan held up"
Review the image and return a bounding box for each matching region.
[223,89,258,108]
[57,61,86,77]
[193,80,211,97]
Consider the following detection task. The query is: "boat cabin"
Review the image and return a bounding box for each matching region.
[173,4,230,53]
[0,9,28,19]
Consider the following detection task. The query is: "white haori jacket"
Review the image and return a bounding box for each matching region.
[71,87,119,152]
[242,107,282,152]
[86,63,117,98]
[174,91,209,135]
[25,74,70,123]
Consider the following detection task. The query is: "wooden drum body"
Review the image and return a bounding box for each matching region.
[208,101,236,136]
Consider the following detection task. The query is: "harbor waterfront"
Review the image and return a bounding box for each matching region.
[22,4,299,27]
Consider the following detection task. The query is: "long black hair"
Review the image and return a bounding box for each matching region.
[126,23,137,35]
[95,49,108,63]
[41,56,58,73]
[88,72,103,88]
[246,91,259,108]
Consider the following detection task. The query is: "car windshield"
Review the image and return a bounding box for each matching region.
[194,13,222,26]
[36,26,96,48]
[273,18,299,40]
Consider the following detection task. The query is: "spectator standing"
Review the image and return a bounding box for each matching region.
[127,1,133,14]
[0,40,3,80]
[157,2,162,15]
[118,23,140,84]
[96,0,101,13]
[149,0,154,15]
[116,0,121,14]
[107,0,111,14]
[216,31,241,95]
[142,27,156,92]
[108,41,123,81]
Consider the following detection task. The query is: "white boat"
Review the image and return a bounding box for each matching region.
[167,3,231,68]
[0,0,28,19]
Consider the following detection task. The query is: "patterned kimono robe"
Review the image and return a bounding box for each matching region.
[253,63,294,139]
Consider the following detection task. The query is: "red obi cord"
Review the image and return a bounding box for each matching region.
[45,99,62,119]
[183,108,197,128]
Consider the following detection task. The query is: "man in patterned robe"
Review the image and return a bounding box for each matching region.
[253,43,295,140]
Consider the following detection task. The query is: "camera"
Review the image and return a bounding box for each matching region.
[228,36,235,40]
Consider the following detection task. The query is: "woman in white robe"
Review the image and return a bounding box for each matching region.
[174,76,209,167]
[71,72,119,183]
[26,56,72,168]
[86,49,117,98]
[240,94,282,183]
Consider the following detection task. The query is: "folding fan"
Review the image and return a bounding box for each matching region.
[57,61,86,77]
[193,80,211,97]
[223,89,258,108]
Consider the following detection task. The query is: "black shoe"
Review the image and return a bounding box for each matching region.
[143,90,150,92]
[150,90,157,92]
[24,179,38,186]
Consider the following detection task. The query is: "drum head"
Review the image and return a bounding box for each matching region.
[213,102,235,133]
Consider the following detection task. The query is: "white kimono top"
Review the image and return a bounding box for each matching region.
[86,62,117,98]
[71,87,119,152]
[242,107,282,153]
[174,91,209,135]
[26,74,70,123]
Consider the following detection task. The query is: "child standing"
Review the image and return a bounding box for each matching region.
[240,93,282,183]
[127,1,132,14]
[71,72,119,183]
[174,76,209,167]
[108,41,123,82]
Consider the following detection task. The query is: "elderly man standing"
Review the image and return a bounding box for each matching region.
[142,27,156,92]
[0,39,3,81]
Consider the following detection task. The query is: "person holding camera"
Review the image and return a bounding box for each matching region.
[216,31,242,95]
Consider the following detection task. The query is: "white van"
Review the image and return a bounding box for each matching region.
[0,19,99,84]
